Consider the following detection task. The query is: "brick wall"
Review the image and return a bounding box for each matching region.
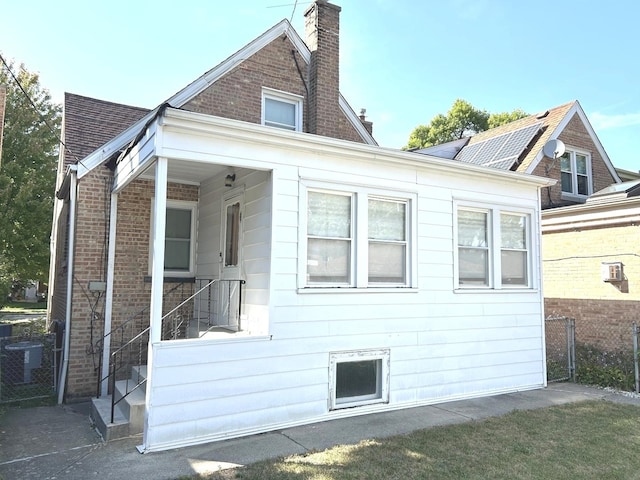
[545,298,639,351]
[543,224,640,301]
[543,220,640,353]
[181,3,365,144]
[531,113,616,209]
[65,171,199,398]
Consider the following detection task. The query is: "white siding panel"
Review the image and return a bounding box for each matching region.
[144,119,547,452]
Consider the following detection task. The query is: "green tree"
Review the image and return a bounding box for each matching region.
[404,100,528,150]
[0,57,61,304]
[488,109,528,129]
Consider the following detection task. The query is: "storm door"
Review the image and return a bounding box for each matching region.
[218,193,244,330]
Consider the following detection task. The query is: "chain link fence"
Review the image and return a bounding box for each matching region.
[545,316,575,382]
[546,315,640,393]
[0,319,60,404]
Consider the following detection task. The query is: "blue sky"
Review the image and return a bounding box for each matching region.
[2,0,639,172]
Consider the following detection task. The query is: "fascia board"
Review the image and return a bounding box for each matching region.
[339,95,377,145]
[77,20,309,180]
[76,111,157,179]
[541,197,640,232]
[161,107,554,189]
[167,20,308,108]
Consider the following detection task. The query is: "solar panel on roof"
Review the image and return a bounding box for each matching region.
[455,122,542,170]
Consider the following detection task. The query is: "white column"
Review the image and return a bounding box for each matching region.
[100,192,118,397]
[149,157,168,343]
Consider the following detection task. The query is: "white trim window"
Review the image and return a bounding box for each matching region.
[329,349,390,410]
[150,200,197,277]
[262,88,303,131]
[456,204,532,289]
[302,183,415,288]
[560,148,592,198]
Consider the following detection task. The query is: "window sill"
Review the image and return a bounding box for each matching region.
[560,192,588,203]
[143,276,196,283]
[298,287,419,294]
[455,287,538,294]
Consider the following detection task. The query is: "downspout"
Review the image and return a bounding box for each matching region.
[538,185,548,388]
[58,165,78,404]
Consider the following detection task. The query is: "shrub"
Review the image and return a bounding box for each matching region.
[575,344,636,392]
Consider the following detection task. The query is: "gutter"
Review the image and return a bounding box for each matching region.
[58,165,78,404]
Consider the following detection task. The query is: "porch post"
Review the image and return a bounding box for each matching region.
[100,192,118,396]
[149,157,168,343]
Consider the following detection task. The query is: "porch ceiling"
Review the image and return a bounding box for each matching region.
[140,159,229,186]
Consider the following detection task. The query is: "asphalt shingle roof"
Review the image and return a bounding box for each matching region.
[63,93,149,165]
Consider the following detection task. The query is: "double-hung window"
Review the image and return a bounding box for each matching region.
[456,204,532,289]
[262,88,303,131]
[307,190,353,284]
[150,200,197,277]
[303,184,414,289]
[368,198,407,284]
[560,148,591,198]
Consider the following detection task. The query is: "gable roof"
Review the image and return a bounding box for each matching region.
[63,93,149,162]
[74,18,375,179]
[416,101,621,184]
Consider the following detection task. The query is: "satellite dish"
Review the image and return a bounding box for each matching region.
[543,139,565,159]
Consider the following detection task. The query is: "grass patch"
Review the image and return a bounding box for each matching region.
[198,401,640,480]
[0,301,47,315]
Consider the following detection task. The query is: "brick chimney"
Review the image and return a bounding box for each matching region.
[304,1,341,138]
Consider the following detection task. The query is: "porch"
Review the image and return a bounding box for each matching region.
[92,111,276,440]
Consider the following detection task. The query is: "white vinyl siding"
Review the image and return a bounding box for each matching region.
[141,113,546,452]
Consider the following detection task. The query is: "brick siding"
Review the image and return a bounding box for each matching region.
[543,219,640,353]
[531,113,616,209]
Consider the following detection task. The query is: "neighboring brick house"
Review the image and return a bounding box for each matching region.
[542,180,640,351]
[416,101,636,352]
[48,1,553,452]
[415,100,621,209]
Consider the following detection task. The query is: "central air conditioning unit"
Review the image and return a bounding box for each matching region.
[601,262,623,282]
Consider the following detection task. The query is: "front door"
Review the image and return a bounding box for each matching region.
[219,192,244,330]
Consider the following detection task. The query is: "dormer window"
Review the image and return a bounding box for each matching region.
[262,88,302,131]
[560,148,592,198]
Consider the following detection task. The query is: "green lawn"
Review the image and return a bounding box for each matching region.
[0,301,47,314]
[200,401,640,480]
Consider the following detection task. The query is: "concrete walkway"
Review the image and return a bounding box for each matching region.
[1,383,639,480]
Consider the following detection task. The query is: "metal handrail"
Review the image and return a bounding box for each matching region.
[99,278,245,424]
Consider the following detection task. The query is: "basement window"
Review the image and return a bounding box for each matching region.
[329,349,390,410]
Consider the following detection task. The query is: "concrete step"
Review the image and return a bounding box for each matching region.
[131,365,147,383]
[114,379,146,434]
[91,396,132,441]
[90,365,147,441]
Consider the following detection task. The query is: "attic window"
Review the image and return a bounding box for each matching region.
[560,148,592,197]
[262,88,302,132]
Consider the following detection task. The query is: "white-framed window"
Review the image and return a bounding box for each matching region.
[149,200,197,277]
[329,349,390,410]
[302,182,415,289]
[560,148,592,198]
[455,203,532,290]
[262,88,303,131]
